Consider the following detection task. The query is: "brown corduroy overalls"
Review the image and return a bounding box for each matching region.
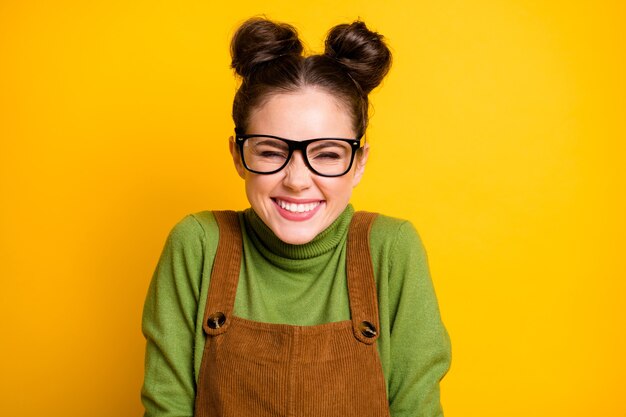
[193,211,391,417]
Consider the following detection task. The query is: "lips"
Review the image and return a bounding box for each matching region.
[272,197,324,221]
[274,198,321,213]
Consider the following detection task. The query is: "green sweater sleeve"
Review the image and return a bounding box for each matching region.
[140,215,206,417]
[385,221,452,417]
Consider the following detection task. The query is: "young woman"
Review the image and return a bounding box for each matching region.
[141,17,451,417]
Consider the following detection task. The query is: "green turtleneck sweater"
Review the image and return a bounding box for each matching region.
[141,205,451,417]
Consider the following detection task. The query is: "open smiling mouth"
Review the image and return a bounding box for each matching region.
[272,198,324,214]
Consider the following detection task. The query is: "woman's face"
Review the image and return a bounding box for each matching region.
[229,87,369,245]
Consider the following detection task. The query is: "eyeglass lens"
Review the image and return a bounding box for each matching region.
[242,137,354,176]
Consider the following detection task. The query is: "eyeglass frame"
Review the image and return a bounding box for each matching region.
[234,133,364,177]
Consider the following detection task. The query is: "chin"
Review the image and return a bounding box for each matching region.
[269,223,320,245]
[275,230,316,245]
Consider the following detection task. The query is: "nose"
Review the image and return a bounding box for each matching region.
[282,151,313,191]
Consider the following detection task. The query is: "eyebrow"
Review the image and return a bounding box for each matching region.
[308,141,346,152]
[252,139,288,148]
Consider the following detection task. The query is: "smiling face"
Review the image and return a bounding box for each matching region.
[229,87,369,245]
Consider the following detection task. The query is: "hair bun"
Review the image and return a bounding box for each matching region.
[230,17,303,79]
[324,21,392,95]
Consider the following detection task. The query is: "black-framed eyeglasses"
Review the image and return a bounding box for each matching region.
[235,134,364,177]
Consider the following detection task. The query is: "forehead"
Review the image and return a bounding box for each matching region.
[247,88,355,140]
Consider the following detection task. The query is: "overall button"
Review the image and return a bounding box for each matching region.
[207,312,226,329]
[359,321,377,338]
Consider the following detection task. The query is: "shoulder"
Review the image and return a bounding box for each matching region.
[164,210,219,247]
[369,212,427,259]
[365,212,431,290]
[165,212,206,243]
[167,210,246,247]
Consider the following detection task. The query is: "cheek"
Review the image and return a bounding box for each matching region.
[317,177,354,203]
[245,174,278,201]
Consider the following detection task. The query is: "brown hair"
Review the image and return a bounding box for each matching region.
[230,17,392,138]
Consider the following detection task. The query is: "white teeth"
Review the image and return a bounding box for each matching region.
[276,199,321,213]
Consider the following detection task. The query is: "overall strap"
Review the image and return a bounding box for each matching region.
[347,211,381,345]
[201,210,242,336]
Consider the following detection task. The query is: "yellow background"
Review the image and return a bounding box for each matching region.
[1,0,624,416]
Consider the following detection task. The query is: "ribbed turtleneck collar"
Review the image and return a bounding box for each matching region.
[243,204,355,260]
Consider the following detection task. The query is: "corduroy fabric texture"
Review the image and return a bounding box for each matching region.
[194,211,390,417]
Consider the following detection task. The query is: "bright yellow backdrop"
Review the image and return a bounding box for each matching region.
[1,1,624,416]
